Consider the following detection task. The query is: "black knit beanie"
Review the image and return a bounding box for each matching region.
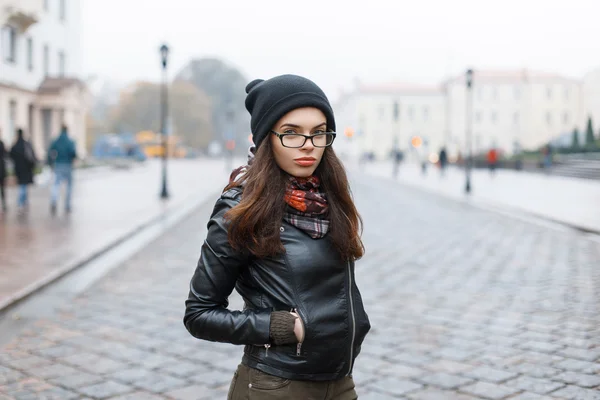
[245,74,336,149]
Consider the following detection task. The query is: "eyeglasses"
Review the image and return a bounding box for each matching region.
[271,131,336,148]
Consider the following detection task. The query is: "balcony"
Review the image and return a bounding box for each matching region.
[0,0,43,33]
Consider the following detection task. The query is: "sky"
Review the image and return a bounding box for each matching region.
[81,0,600,100]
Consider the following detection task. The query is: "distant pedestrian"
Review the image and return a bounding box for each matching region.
[0,132,7,213]
[184,74,370,399]
[487,148,498,175]
[9,128,37,213]
[47,125,77,214]
[439,147,448,176]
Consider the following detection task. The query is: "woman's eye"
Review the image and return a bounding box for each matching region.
[284,130,296,134]
[313,130,326,135]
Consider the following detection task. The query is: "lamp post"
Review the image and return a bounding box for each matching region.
[159,43,170,199]
[465,68,474,194]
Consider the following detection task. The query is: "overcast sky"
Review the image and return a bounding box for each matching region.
[81,0,600,99]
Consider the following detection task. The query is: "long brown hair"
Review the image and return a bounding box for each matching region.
[224,137,364,261]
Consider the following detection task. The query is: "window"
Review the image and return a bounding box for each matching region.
[407,106,414,121]
[491,111,497,124]
[423,106,429,121]
[513,112,519,125]
[514,86,521,100]
[564,88,569,100]
[546,112,552,125]
[563,112,569,125]
[27,37,33,71]
[378,105,385,121]
[59,0,66,21]
[546,87,552,99]
[477,87,484,100]
[58,50,65,76]
[492,87,498,101]
[43,44,50,76]
[475,111,482,123]
[2,26,17,63]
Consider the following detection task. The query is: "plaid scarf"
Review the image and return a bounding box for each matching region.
[283,176,329,239]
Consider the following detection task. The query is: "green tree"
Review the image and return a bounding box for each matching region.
[585,117,595,147]
[108,81,215,150]
[571,128,580,149]
[175,58,249,153]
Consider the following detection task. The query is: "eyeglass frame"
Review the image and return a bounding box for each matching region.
[270,130,337,148]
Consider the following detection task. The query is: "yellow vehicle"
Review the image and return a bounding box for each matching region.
[135,131,187,158]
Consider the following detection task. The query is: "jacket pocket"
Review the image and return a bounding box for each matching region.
[249,368,291,390]
[293,307,306,357]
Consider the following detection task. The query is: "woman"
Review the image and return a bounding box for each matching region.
[9,128,37,213]
[184,74,370,399]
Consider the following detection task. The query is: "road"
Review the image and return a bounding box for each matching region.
[1,170,599,399]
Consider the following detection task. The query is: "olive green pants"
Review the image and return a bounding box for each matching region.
[227,364,358,400]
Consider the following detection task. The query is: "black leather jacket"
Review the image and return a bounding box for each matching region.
[184,187,371,381]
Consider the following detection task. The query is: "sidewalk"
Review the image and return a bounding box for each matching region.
[353,160,600,234]
[0,157,236,311]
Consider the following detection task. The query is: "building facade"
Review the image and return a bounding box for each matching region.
[335,82,446,161]
[0,0,88,158]
[336,68,600,161]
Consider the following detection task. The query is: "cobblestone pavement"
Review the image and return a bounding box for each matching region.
[1,172,599,399]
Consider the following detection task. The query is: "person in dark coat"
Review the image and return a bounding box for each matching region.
[9,128,37,212]
[0,132,7,212]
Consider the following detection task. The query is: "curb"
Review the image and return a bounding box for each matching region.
[0,190,217,314]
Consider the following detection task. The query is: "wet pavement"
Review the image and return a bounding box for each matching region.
[1,171,599,399]
[0,158,232,311]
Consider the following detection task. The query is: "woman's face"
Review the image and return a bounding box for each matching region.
[270,107,328,178]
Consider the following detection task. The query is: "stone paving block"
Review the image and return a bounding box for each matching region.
[416,372,475,389]
[0,366,24,385]
[557,346,600,362]
[552,371,600,388]
[551,385,600,399]
[459,381,522,399]
[461,365,519,383]
[359,392,404,400]
[0,377,79,400]
[366,377,423,397]
[508,393,557,400]
[407,388,480,399]
[425,360,475,373]
[553,359,600,374]
[26,363,81,380]
[519,341,565,354]
[48,372,104,390]
[509,362,562,378]
[105,392,165,400]
[505,376,566,394]
[190,369,235,388]
[77,381,134,399]
[164,384,226,400]
[3,355,53,371]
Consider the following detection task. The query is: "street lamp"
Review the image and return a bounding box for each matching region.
[465,68,474,194]
[159,43,170,199]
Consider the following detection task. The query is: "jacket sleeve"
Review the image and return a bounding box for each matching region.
[183,191,271,345]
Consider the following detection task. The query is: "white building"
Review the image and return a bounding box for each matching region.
[335,82,446,162]
[336,68,600,161]
[0,0,88,158]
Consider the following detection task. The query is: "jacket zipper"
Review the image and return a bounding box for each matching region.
[293,308,305,356]
[347,261,356,376]
[264,344,270,357]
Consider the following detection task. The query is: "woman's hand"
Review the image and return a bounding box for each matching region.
[290,311,305,342]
